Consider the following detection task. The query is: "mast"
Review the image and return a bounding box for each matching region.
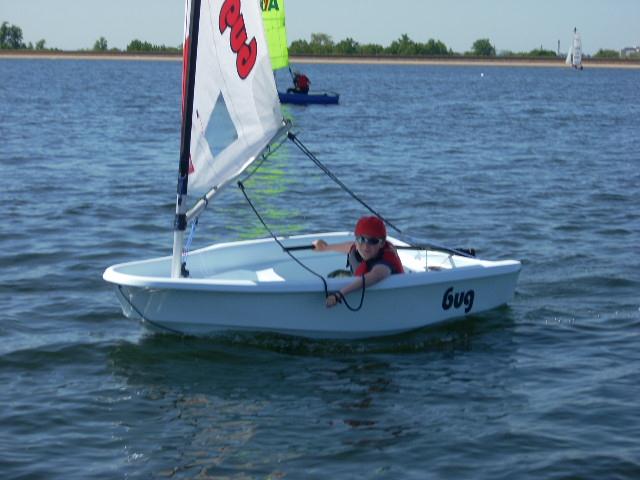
[171,0,201,278]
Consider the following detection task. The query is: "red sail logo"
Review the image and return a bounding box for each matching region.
[219,0,257,79]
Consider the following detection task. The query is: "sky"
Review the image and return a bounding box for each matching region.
[1,0,639,55]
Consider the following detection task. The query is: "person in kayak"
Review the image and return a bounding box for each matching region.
[287,71,310,94]
[313,216,404,308]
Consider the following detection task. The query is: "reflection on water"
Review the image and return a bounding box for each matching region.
[104,309,519,477]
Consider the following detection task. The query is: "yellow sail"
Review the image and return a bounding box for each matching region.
[261,0,289,70]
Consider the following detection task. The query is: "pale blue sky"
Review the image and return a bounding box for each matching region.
[1,0,638,54]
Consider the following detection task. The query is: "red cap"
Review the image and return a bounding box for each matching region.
[354,216,386,238]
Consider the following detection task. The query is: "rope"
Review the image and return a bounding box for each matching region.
[238,181,330,298]
[287,132,403,235]
[117,286,185,335]
[182,218,198,258]
[339,274,366,312]
[240,133,289,184]
[239,180,370,311]
[286,133,475,259]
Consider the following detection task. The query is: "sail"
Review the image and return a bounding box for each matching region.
[572,30,582,67]
[182,0,283,197]
[261,0,289,70]
[566,28,582,67]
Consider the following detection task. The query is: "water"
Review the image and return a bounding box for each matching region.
[1,58,639,479]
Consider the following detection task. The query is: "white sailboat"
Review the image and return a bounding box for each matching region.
[103,0,521,339]
[565,27,584,70]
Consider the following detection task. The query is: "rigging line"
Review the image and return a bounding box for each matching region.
[240,132,290,184]
[185,125,291,225]
[237,180,330,298]
[287,132,403,235]
[238,180,368,312]
[116,286,185,335]
[287,133,473,259]
[182,218,199,257]
[339,274,366,312]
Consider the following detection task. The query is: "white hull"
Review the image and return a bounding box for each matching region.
[103,232,521,339]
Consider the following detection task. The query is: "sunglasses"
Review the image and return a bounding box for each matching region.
[356,236,383,246]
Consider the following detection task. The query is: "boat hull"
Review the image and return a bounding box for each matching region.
[278,91,339,105]
[104,233,521,339]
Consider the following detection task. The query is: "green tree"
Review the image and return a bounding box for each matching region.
[471,38,496,56]
[127,39,150,51]
[93,36,108,51]
[35,39,46,50]
[528,47,556,57]
[126,39,179,53]
[334,37,359,55]
[594,49,620,59]
[309,33,334,54]
[387,34,417,55]
[359,43,384,55]
[289,38,311,54]
[0,21,26,49]
[418,38,450,56]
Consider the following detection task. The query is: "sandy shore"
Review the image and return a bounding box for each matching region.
[1,51,638,69]
[0,51,180,62]
[293,56,640,69]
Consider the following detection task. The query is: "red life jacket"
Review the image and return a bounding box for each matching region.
[296,74,310,91]
[350,242,404,277]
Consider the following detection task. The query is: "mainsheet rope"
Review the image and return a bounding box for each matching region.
[234,131,426,311]
[286,133,476,259]
[287,132,403,235]
[237,180,366,311]
[183,130,474,309]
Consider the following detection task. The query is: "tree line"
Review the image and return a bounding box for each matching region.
[290,33,638,59]
[0,22,181,54]
[1,21,637,59]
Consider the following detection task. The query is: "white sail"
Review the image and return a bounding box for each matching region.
[572,30,582,67]
[183,0,282,197]
[567,28,582,68]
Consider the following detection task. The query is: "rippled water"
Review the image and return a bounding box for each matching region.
[1,58,639,479]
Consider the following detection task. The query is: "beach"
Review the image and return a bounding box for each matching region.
[1,50,639,68]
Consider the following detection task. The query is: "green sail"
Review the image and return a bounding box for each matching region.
[261,0,289,70]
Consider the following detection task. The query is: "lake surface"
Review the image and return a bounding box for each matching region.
[1,58,639,479]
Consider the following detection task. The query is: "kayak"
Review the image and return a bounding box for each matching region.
[278,91,340,105]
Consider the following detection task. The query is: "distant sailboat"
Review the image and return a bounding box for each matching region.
[261,0,339,105]
[565,27,583,70]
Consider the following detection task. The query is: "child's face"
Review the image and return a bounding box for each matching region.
[355,236,384,260]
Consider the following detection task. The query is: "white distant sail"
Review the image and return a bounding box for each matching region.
[566,27,583,69]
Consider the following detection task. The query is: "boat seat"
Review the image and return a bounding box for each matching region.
[206,267,285,283]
